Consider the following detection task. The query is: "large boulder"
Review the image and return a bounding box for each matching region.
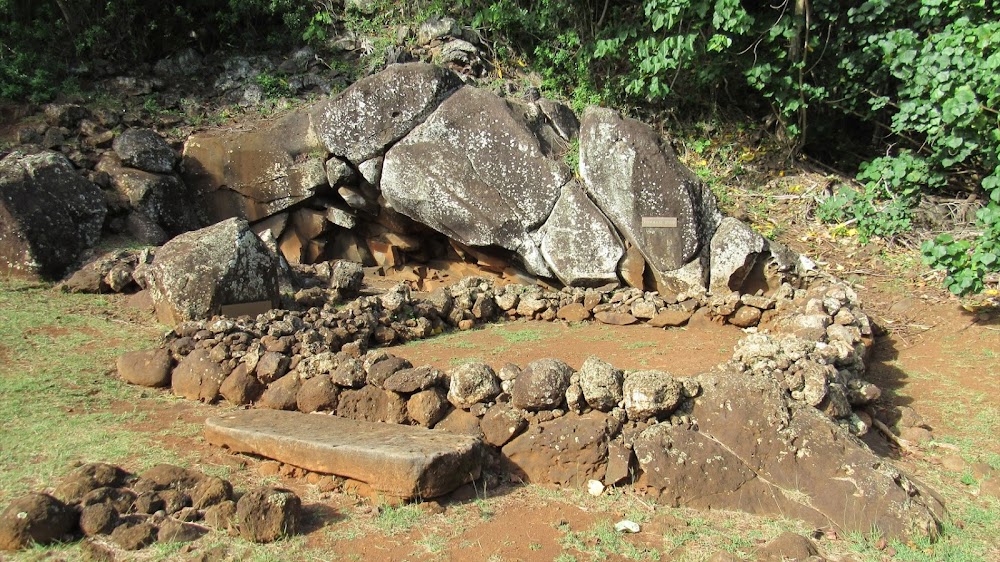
[382,86,570,276]
[536,181,624,286]
[0,151,106,279]
[97,154,202,235]
[579,107,720,293]
[142,218,279,324]
[180,112,326,222]
[633,367,945,539]
[311,62,462,164]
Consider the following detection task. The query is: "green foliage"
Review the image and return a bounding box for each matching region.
[255,72,293,99]
[922,204,1000,295]
[0,0,317,103]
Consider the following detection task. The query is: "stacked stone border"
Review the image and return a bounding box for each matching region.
[111,262,950,540]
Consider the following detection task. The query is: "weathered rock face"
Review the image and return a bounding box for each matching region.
[0,151,106,279]
[382,86,571,276]
[97,154,202,236]
[634,368,945,538]
[579,107,720,292]
[536,181,624,286]
[181,112,326,222]
[502,412,612,485]
[142,218,279,324]
[312,62,462,164]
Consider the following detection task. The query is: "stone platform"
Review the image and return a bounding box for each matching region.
[205,410,484,499]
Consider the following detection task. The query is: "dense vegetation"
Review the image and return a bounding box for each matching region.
[1,0,997,295]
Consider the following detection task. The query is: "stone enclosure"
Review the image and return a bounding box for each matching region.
[0,61,947,549]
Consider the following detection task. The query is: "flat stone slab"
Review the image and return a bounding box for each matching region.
[205,410,484,499]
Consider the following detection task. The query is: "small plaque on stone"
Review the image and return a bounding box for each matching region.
[641,216,678,228]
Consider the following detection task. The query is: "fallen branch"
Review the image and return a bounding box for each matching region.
[872,419,914,452]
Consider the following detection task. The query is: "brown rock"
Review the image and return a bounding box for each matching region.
[0,493,76,550]
[219,364,264,406]
[79,487,136,513]
[257,375,302,411]
[255,352,290,384]
[594,311,638,326]
[53,463,131,504]
[205,409,484,499]
[728,305,762,328]
[502,412,612,485]
[157,519,208,543]
[754,532,820,561]
[191,476,233,510]
[172,348,228,403]
[366,355,413,387]
[407,388,450,427]
[337,386,409,424]
[618,244,647,290]
[135,464,203,493]
[79,503,119,536]
[434,408,484,438]
[110,520,157,550]
[117,348,172,387]
[383,366,444,394]
[296,375,341,413]
[901,426,933,444]
[557,303,591,322]
[479,403,527,447]
[647,308,691,328]
[203,500,237,533]
[604,441,634,486]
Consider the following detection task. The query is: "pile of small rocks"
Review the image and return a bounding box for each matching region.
[0,463,300,552]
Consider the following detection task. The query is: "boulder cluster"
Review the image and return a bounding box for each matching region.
[0,463,300,552]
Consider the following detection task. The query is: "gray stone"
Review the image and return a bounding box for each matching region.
[142,218,279,325]
[622,370,683,421]
[0,151,106,279]
[537,181,624,286]
[205,409,484,499]
[447,362,501,409]
[578,356,624,412]
[511,358,574,411]
[579,107,720,293]
[312,63,461,164]
[709,217,766,295]
[113,128,175,173]
[382,86,570,276]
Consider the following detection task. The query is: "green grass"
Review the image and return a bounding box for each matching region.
[372,503,424,536]
[0,279,187,502]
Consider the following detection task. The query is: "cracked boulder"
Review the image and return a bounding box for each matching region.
[579,107,720,293]
[634,367,944,539]
[382,86,570,276]
[709,217,766,295]
[311,62,462,164]
[141,218,279,324]
[536,180,623,286]
[0,151,106,279]
[180,112,326,222]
